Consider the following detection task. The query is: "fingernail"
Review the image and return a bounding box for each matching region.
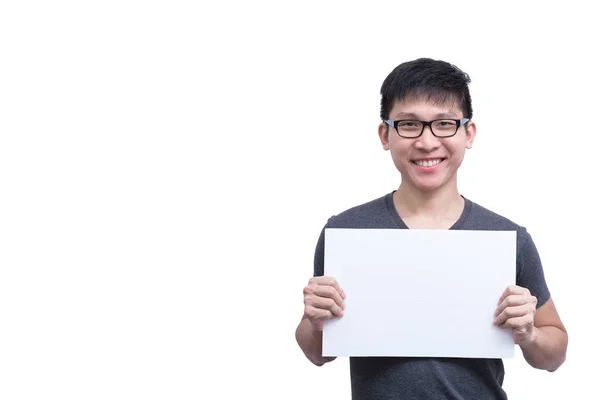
[342,291,346,299]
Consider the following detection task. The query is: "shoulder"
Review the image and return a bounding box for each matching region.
[325,192,394,229]
[465,198,521,230]
[463,198,534,255]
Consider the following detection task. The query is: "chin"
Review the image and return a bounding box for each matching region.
[416,184,444,193]
[410,178,450,193]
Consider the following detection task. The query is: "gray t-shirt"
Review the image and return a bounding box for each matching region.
[313,192,551,400]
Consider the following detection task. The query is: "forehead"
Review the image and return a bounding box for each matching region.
[390,95,462,119]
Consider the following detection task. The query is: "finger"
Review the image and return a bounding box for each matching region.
[307,296,344,317]
[310,276,345,299]
[304,305,334,321]
[494,304,535,326]
[496,294,536,314]
[497,285,529,305]
[303,284,345,310]
[498,314,534,330]
[496,294,534,315]
[313,285,345,309]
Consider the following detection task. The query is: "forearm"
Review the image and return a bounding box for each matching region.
[520,326,568,372]
[295,317,336,366]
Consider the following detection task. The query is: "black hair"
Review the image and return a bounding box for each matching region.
[380,58,472,120]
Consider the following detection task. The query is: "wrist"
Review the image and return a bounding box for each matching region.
[519,326,539,349]
[309,321,324,336]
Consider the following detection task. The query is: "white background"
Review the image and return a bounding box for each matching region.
[0,1,597,399]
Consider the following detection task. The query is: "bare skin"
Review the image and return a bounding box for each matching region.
[295,276,345,366]
[296,97,567,371]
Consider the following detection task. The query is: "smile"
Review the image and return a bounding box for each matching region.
[412,158,444,167]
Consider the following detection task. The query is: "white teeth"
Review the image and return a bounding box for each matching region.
[414,159,442,167]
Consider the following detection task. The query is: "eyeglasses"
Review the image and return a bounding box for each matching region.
[383,118,470,138]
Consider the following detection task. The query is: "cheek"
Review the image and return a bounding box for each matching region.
[390,142,412,157]
[391,148,411,165]
[447,141,467,158]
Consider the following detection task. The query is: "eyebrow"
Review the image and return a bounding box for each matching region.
[392,112,460,119]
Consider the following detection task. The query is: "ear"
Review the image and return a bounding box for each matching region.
[378,122,390,150]
[465,121,477,149]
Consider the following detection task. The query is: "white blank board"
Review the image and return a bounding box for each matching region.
[323,228,516,359]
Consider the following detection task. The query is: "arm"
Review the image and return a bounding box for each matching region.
[295,315,336,366]
[295,276,345,366]
[519,298,568,372]
[494,287,568,372]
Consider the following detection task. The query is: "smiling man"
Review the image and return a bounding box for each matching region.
[295,58,568,399]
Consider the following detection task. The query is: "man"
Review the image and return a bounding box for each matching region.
[294,58,568,399]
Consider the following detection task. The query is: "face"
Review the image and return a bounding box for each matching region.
[378,96,477,193]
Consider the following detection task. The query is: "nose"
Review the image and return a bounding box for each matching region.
[414,125,440,151]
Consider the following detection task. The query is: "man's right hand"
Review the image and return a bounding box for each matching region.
[302,276,346,331]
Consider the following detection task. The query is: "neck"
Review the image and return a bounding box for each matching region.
[394,179,463,218]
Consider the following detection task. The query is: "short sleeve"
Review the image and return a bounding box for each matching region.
[516,229,551,309]
[313,227,326,277]
[313,218,334,277]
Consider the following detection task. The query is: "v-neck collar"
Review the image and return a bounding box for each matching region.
[385,191,472,230]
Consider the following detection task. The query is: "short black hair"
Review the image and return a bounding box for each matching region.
[380,58,472,120]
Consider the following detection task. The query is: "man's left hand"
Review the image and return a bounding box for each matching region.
[494,285,538,346]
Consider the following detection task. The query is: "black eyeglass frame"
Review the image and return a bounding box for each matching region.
[383,117,470,138]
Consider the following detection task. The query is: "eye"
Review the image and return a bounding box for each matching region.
[398,121,420,128]
[433,120,458,130]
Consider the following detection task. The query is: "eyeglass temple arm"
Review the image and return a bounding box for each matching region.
[383,118,469,127]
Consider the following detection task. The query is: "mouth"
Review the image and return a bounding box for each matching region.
[412,158,445,168]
